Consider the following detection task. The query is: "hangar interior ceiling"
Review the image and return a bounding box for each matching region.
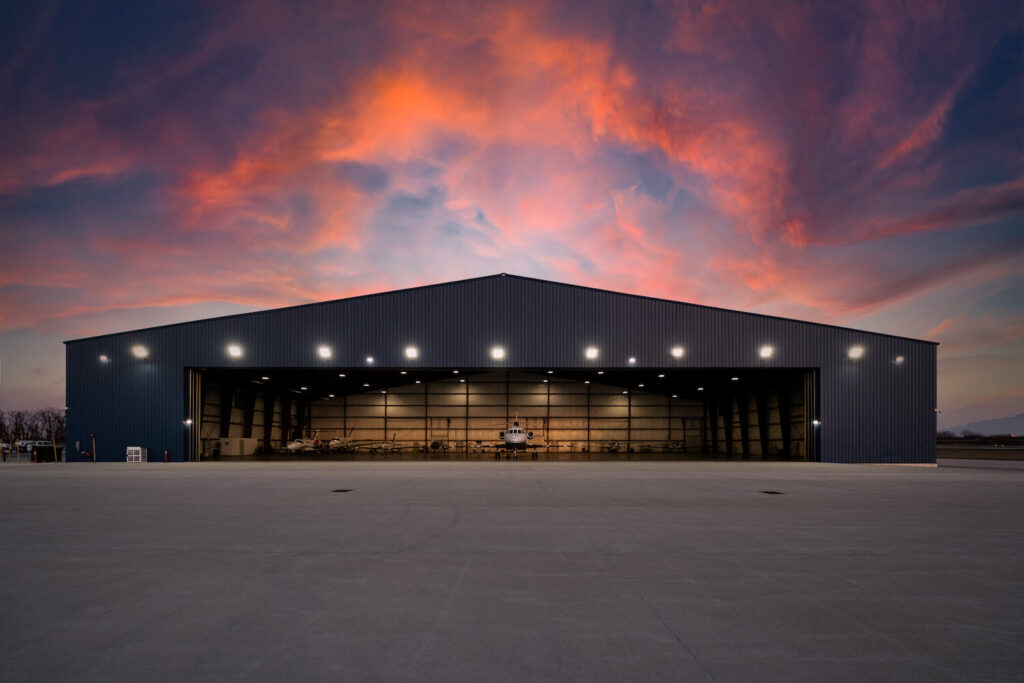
[190,367,814,460]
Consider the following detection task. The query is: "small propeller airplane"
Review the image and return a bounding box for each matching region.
[353,433,410,454]
[286,430,322,452]
[326,429,363,451]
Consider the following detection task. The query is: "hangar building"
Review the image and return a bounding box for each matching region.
[64,274,937,463]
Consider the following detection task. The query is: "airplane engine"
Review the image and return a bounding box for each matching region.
[528,431,534,439]
[499,431,505,439]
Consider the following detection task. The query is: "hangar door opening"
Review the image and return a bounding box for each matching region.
[185,368,816,461]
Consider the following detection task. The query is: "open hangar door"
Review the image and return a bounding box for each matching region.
[186,367,815,461]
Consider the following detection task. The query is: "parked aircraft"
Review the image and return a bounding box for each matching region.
[286,430,322,452]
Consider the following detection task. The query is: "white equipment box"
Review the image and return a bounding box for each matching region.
[126,446,148,463]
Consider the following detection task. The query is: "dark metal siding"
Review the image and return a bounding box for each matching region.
[65,274,937,463]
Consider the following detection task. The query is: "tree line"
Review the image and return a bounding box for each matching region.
[0,409,66,444]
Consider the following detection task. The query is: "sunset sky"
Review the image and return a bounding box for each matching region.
[1,0,1022,428]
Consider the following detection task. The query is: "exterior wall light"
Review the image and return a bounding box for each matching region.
[895,356,905,364]
[99,354,109,363]
[491,346,506,360]
[300,386,307,391]
[184,419,193,426]
[670,346,685,359]
[365,356,374,364]
[404,346,418,359]
[697,387,704,391]
[227,344,243,358]
[730,376,739,381]
[658,374,665,378]
[628,357,636,365]
[672,394,678,398]
[131,345,149,359]
[585,346,599,360]
[262,376,270,380]
[812,420,821,426]
[759,345,774,359]
[318,345,332,359]
[848,345,864,360]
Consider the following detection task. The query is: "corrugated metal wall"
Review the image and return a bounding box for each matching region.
[65,274,937,463]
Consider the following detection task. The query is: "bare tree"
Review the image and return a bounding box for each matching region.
[9,410,28,443]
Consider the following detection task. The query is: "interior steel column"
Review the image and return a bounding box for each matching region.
[738,389,750,460]
[242,387,256,439]
[218,379,233,439]
[721,393,734,457]
[281,394,292,446]
[755,389,771,459]
[262,391,274,450]
[778,383,792,459]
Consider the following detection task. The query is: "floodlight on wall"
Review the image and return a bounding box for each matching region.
[415,380,421,384]
[628,357,636,365]
[328,394,335,398]
[338,373,346,378]
[227,343,243,359]
[317,345,332,359]
[584,380,590,384]
[670,346,685,359]
[658,374,665,378]
[759,345,774,359]
[638,384,644,388]
[848,345,864,360]
[183,419,193,426]
[812,420,821,426]
[99,355,109,363]
[363,383,370,387]
[697,387,704,391]
[597,371,604,375]
[300,386,307,391]
[131,345,149,359]
[400,371,407,375]
[672,394,678,398]
[895,356,905,364]
[731,377,739,381]
[365,356,374,364]
[404,346,418,359]
[460,379,465,383]
[584,346,599,360]
[491,346,506,361]
[262,376,270,380]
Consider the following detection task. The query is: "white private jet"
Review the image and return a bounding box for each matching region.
[478,417,546,459]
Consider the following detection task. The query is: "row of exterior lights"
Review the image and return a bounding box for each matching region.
[103,343,900,364]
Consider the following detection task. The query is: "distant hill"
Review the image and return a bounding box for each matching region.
[949,413,1024,436]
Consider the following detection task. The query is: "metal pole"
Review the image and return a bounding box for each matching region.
[91,435,97,463]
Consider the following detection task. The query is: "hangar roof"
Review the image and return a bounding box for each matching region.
[64,273,936,345]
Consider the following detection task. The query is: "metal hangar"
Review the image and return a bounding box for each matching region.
[64,274,937,463]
